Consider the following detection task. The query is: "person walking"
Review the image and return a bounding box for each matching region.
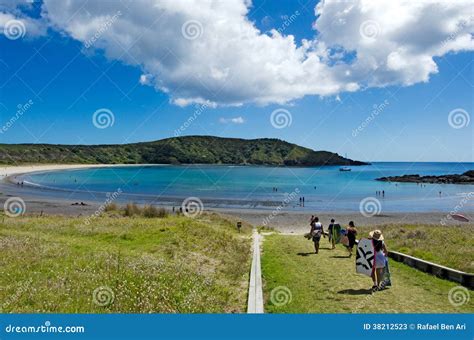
[346,221,358,257]
[327,218,336,249]
[309,216,323,254]
[369,230,388,291]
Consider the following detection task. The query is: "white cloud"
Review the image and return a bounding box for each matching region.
[219,116,245,124]
[139,73,154,86]
[3,0,473,106]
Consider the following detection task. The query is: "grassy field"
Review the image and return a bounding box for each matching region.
[355,224,474,273]
[261,234,473,313]
[0,212,251,313]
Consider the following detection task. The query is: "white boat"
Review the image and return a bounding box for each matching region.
[339,166,351,172]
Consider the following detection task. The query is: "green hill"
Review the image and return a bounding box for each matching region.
[0,136,366,166]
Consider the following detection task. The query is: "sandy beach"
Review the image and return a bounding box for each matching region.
[1,164,472,232]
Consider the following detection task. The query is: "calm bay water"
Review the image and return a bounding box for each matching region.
[18,162,474,212]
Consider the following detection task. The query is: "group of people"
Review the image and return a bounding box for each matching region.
[308,216,389,291]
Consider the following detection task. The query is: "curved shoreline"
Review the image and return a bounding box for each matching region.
[0,164,472,228]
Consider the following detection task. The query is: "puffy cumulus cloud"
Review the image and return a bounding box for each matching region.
[4,0,474,106]
[40,0,357,106]
[314,0,473,87]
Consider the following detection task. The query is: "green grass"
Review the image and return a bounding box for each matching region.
[0,213,251,313]
[355,224,474,273]
[261,234,473,313]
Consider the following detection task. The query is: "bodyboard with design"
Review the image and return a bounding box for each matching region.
[356,238,375,277]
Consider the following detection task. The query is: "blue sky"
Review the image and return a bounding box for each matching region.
[0,0,472,162]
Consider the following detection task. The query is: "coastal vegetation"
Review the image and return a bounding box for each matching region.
[0,212,251,313]
[261,234,473,313]
[0,136,366,166]
[377,170,474,184]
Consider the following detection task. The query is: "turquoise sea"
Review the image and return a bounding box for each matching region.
[17,162,474,212]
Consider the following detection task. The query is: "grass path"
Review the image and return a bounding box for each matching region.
[261,234,473,313]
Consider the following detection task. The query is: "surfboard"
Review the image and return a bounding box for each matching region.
[451,213,469,222]
[356,238,375,277]
[332,224,342,243]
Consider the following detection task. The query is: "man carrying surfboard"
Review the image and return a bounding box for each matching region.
[309,216,323,254]
[327,219,336,249]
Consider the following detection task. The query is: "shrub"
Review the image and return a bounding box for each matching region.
[124,203,141,217]
[104,203,118,212]
[143,205,168,218]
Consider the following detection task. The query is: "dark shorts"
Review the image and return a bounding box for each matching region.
[312,236,321,243]
[348,234,356,247]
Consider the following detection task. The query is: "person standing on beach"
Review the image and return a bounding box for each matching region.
[327,219,336,249]
[346,221,357,257]
[309,216,323,254]
[369,230,388,291]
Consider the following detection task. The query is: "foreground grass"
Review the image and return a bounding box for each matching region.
[261,234,473,313]
[0,213,251,313]
[355,224,474,273]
